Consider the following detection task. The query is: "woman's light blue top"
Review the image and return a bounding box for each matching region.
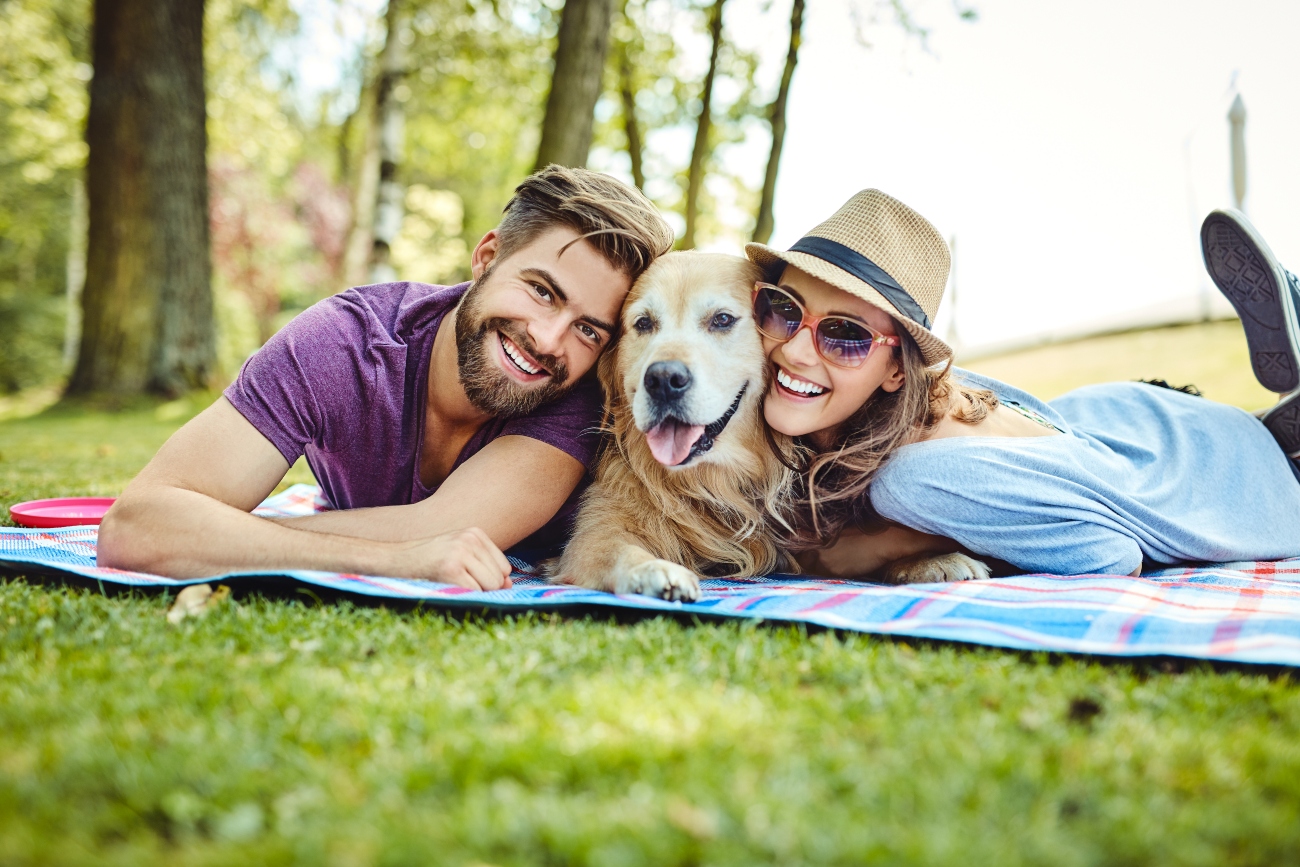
[869,370,1300,575]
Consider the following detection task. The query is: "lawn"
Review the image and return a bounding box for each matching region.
[2,323,1299,866]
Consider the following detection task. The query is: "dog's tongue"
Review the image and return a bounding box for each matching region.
[646,419,706,466]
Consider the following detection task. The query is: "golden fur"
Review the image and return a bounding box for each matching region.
[550,252,799,599]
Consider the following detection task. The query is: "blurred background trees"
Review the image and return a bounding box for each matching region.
[0,0,942,398]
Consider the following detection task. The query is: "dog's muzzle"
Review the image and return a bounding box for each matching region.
[643,381,748,468]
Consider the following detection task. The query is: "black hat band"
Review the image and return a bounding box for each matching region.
[788,235,932,330]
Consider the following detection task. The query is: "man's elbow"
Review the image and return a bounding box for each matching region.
[95,499,154,573]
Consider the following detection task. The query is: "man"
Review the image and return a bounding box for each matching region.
[97,167,675,590]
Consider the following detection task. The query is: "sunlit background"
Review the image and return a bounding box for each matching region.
[3,0,1298,397]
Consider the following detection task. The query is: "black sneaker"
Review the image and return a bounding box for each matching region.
[1262,389,1300,460]
[1201,209,1300,393]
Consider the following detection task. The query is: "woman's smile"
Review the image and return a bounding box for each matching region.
[773,363,829,398]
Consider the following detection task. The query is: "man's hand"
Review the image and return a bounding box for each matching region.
[388,527,514,590]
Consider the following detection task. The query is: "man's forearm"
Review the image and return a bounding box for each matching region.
[98,486,406,579]
[274,506,451,544]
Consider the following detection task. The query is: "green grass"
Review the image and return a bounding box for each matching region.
[2,326,1300,866]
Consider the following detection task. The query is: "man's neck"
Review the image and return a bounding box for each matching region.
[427,302,492,432]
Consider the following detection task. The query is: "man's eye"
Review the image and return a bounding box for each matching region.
[531,282,552,301]
[633,315,655,334]
[710,312,738,331]
[578,323,601,343]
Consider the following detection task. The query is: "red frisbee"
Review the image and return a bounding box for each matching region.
[8,497,117,529]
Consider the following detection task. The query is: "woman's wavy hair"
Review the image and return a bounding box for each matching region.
[775,328,997,550]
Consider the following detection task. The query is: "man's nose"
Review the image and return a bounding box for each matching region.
[527,314,568,357]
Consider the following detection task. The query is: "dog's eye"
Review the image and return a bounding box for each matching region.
[709,312,738,331]
[633,315,655,334]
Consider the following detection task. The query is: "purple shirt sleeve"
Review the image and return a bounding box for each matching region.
[223,295,380,465]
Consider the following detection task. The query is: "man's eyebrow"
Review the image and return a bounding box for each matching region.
[521,267,617,335]
[522,268,569,303]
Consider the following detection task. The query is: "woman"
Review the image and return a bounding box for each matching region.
[745,189,1300,578]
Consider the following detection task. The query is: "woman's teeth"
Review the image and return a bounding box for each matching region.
[502,335,541,375]
[776,368,826,395]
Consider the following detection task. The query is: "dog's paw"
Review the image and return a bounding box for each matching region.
[617,559,701,601]
[882,552,991,585]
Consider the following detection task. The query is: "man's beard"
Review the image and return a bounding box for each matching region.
[454,272,570,417]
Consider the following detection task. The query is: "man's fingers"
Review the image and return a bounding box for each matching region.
[468,526,513,578]
[453,528,511,591]
[457,527,510,590]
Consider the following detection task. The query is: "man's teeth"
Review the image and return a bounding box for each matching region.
[502,336,541,375]
[777,368,826,395]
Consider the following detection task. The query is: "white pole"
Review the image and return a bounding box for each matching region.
[1229,92,1247,212]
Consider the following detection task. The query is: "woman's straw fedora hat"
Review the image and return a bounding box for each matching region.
[745,189,953,366]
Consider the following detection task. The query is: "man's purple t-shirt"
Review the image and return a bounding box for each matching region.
[224,281,604,548]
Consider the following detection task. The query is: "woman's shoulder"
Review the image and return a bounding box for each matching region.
[874,426,1083,504]
[950,367,1071,433]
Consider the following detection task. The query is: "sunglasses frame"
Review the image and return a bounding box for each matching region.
[751,282,901,369]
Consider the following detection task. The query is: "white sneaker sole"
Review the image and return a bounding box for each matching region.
[1201,209,1300,393]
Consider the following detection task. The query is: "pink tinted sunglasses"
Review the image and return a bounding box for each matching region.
[751,282,900,369]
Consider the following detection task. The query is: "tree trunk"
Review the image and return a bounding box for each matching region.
[752,0,803,245]
[340,81,380,289]
[368,0,406,284]
[681,0,725,251]
[69,0,214,398]
[534,0,615,170]
[617,41,645,190]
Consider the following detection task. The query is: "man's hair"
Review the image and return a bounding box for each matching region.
[495,165,674,278]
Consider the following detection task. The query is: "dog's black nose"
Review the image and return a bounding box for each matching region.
[644,361,692,402]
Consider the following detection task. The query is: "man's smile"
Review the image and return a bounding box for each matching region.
[498,332,549,381]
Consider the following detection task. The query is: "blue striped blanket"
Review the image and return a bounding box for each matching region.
[3,485,1299,666]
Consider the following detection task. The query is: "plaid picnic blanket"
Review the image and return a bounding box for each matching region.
[3,484,1300,667]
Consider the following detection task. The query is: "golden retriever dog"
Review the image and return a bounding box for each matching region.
[549,251,988,600]
[550,252,792,601]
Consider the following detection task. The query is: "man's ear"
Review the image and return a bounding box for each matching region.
[879,352,906,394]
[470,230,501,280]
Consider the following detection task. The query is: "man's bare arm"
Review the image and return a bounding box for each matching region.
[96,398,511,588]
[272,435,587,550]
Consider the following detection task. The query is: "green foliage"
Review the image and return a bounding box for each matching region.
[206,0,350,373]
[593,0,764,247]
[399,0,560,279]
[0,0,90,393]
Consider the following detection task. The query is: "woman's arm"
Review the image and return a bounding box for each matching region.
[795,524,962,579]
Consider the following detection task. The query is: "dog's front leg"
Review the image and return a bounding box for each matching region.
[550,520,701,602]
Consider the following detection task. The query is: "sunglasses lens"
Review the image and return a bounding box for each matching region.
[754,287,803,339]
[817,317,874,367]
